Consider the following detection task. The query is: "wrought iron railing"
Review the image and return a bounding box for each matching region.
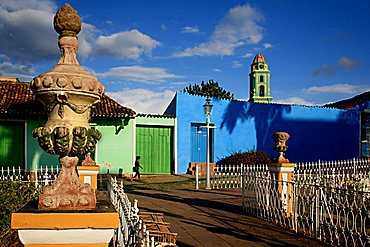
[108,175,153,247]
[209,158,370,190]
[295,158,370,178]
[0,166,58,191]
[242,159,370,247]
[210,164,244,189]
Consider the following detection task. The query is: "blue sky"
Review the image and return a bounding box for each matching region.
[0,0,369,113]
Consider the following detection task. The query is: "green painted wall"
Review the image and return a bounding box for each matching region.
[0,121,24,167]
[27,119,58,171]
[6,116,175,175]
[95,118,135,175]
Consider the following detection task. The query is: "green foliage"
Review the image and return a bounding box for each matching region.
[217,149,272,166]
[0,181,37,232]
[183,79,234,100]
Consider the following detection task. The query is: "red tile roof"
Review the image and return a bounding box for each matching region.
[0,81,135,118]
[252,53,266,64]
[137,113,176,118]
[324,91,370,109]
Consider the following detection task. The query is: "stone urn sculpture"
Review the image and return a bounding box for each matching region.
[272,132,290,163]
[30,4,105,210]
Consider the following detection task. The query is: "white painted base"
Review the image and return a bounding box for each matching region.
[18,229,114,244]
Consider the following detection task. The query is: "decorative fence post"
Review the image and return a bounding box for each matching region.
[267,132,296,217]
[195,164,199,190]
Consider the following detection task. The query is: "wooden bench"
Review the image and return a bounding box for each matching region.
[139,212,177,246]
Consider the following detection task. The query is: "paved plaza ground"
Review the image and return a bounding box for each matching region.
[127,187,325,247]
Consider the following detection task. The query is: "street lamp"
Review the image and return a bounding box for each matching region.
[203,97,213,189]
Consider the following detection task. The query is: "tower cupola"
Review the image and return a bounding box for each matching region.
[249,53,272,103]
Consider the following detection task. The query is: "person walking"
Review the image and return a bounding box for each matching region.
[133,156,143,180]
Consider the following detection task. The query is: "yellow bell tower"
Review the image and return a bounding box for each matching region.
[249,53,272,103]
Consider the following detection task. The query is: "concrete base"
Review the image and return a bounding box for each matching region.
[19,229,114,246]
[11,200,118,247]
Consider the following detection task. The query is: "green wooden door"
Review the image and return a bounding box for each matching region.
[136,126,172,174]
[0,121,24,167]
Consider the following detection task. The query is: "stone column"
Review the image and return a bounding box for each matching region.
[267,162,296,216]
[268,132,296,217]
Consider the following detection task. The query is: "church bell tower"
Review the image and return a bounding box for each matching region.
[249,53,272,103]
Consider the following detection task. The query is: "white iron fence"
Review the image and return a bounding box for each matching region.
[108,175,154,247]
[295,158,370,178]
[210,164,244,189]
[0,166,58,191]
[242,158,370,246]
[209,158,370,190]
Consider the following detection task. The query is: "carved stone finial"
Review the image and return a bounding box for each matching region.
[81,153,97,166]
[54,3,81,37]
[272,132,290,163]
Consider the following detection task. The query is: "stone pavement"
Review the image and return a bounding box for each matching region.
[127,188,325,247]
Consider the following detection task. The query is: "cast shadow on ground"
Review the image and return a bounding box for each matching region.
[128,190,322,246]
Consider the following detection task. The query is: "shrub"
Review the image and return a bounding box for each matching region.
[0,181,37,233]
[217,149,272,166]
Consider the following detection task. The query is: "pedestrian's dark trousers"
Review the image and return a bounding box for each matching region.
[134,167,140,179]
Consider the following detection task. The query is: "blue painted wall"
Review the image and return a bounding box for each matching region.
[166,92,361,174]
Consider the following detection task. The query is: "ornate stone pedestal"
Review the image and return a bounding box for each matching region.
[39,156,96,210]
[11,200,118,247]
[268,131,296,216]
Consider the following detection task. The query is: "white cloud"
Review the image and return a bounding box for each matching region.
[81,30,160,60]
[170,81,187,85]
[274,97,315,106]
[338,56,359,69]
[242,52,253,58]
[0,1,160,62]
[304,83,370,94]
[98,66,179,83]
[0,61,35,81]
[161,23,167,31]
[213,68,222,72]
[312,64,335,77]
[262,43,272,49]
[174,3,264,57]
[181,26,200,33]
[0,0,58,62]
[232,61,242,68]
[0,0,56,12]
[107,88,176,114]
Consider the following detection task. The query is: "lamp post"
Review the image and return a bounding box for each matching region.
[203,96,213,190]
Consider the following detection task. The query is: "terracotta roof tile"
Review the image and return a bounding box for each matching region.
[0,81,135,118]
[324,91,370,109]
[137,113,175,118]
